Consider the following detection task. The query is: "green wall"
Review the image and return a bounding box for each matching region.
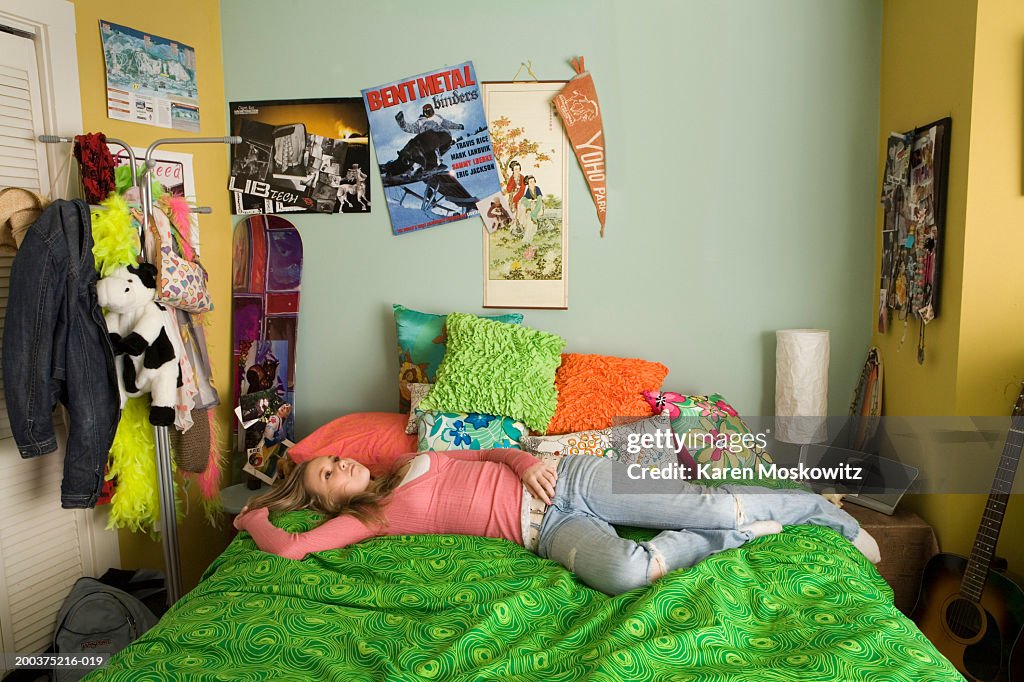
[220,0,883,435]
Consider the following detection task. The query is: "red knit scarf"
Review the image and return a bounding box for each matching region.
[74,132,117,203]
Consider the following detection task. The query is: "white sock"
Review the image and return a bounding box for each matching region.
[740,520,783,539]
[852,528,881,564]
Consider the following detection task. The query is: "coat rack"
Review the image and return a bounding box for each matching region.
[40,133,240,606]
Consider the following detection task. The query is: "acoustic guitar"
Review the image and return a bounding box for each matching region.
[911,384,1024,681]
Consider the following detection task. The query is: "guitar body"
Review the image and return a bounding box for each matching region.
[1013,632,1024,681]
[913,553,1024,681]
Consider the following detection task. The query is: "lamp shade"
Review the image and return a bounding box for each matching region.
[775,329,829,444]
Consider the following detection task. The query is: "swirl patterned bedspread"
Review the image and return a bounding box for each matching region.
[87,516,963,681]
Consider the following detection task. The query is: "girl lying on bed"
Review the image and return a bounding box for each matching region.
[234,449,880,596]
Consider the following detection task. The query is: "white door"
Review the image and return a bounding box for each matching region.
[0,27,89,659]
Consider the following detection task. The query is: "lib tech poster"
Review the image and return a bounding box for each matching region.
[362,61,502,235]
[228,98,370,215]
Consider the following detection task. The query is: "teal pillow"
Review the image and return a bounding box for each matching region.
[395,304,524,411]
[415,409,526,451]
[419,313,565,433]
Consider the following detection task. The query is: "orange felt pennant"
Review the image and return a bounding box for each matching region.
[554,56,607,236]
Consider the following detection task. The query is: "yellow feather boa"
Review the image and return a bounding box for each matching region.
[90,193,139,276]
[105,398,161,534]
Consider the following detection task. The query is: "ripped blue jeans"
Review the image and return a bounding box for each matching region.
[535,454,861,596]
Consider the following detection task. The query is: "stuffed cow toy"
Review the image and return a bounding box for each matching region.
[96,264,180,426]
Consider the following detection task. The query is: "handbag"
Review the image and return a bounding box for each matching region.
[135,206,213,314]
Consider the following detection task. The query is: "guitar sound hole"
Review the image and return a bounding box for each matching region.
[945,598,982,639]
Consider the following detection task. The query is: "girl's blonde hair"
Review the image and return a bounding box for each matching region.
[246,457,407,527]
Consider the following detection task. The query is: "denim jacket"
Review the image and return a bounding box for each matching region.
[3,199,120,508]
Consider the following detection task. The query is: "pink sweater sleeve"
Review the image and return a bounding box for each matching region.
[240,507,375,561]
[440,448,541,477]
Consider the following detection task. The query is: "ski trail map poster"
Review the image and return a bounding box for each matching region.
[362,61,502,235]
[99,20,199,131]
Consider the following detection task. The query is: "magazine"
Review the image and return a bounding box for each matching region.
[362,61,501,234]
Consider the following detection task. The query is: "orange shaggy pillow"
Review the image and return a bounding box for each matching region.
[546,354,669,435]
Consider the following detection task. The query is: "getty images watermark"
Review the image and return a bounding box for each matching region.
[622,428,865,483]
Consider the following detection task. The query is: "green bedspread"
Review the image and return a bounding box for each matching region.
[87,518,963,681]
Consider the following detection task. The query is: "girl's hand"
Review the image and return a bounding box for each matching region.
[233,506,250,531]
[521,462,557,505]
[233,505,268,531]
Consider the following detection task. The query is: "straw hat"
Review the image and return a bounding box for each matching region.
[0,188,46,254]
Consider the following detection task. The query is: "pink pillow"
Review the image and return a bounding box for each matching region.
[288,412,416,474]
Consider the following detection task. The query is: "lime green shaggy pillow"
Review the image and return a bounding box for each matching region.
[419,313,565,433]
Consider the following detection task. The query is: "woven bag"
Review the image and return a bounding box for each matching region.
[169,408,210,473]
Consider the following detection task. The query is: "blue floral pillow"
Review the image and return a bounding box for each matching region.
[415,409,526,451]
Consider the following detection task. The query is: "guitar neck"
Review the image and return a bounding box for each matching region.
[961,422,1023,601]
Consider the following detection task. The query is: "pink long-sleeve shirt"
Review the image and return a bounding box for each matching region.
[242,449,542,560]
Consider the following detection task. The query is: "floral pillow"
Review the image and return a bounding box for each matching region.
[415,409,526,452]
[643,391,773,472]
[519,414,676,468]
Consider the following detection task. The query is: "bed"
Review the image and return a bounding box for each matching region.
[85,514,963,681]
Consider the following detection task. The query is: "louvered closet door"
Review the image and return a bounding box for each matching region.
[0,29,86,658]
[0,31,49,193]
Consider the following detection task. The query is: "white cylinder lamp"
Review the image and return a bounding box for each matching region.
[775,329,830,444]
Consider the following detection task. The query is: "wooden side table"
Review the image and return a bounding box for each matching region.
[845,503,938,614]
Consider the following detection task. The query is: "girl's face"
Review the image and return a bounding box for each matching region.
[527,178,536,187]
[304,456,370,505]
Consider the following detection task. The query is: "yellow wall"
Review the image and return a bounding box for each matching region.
[956,0,1024,572]
[71,0,234,590]
[876,0,1024,575]
[874,0,975,418]
[959,0,1024,417]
